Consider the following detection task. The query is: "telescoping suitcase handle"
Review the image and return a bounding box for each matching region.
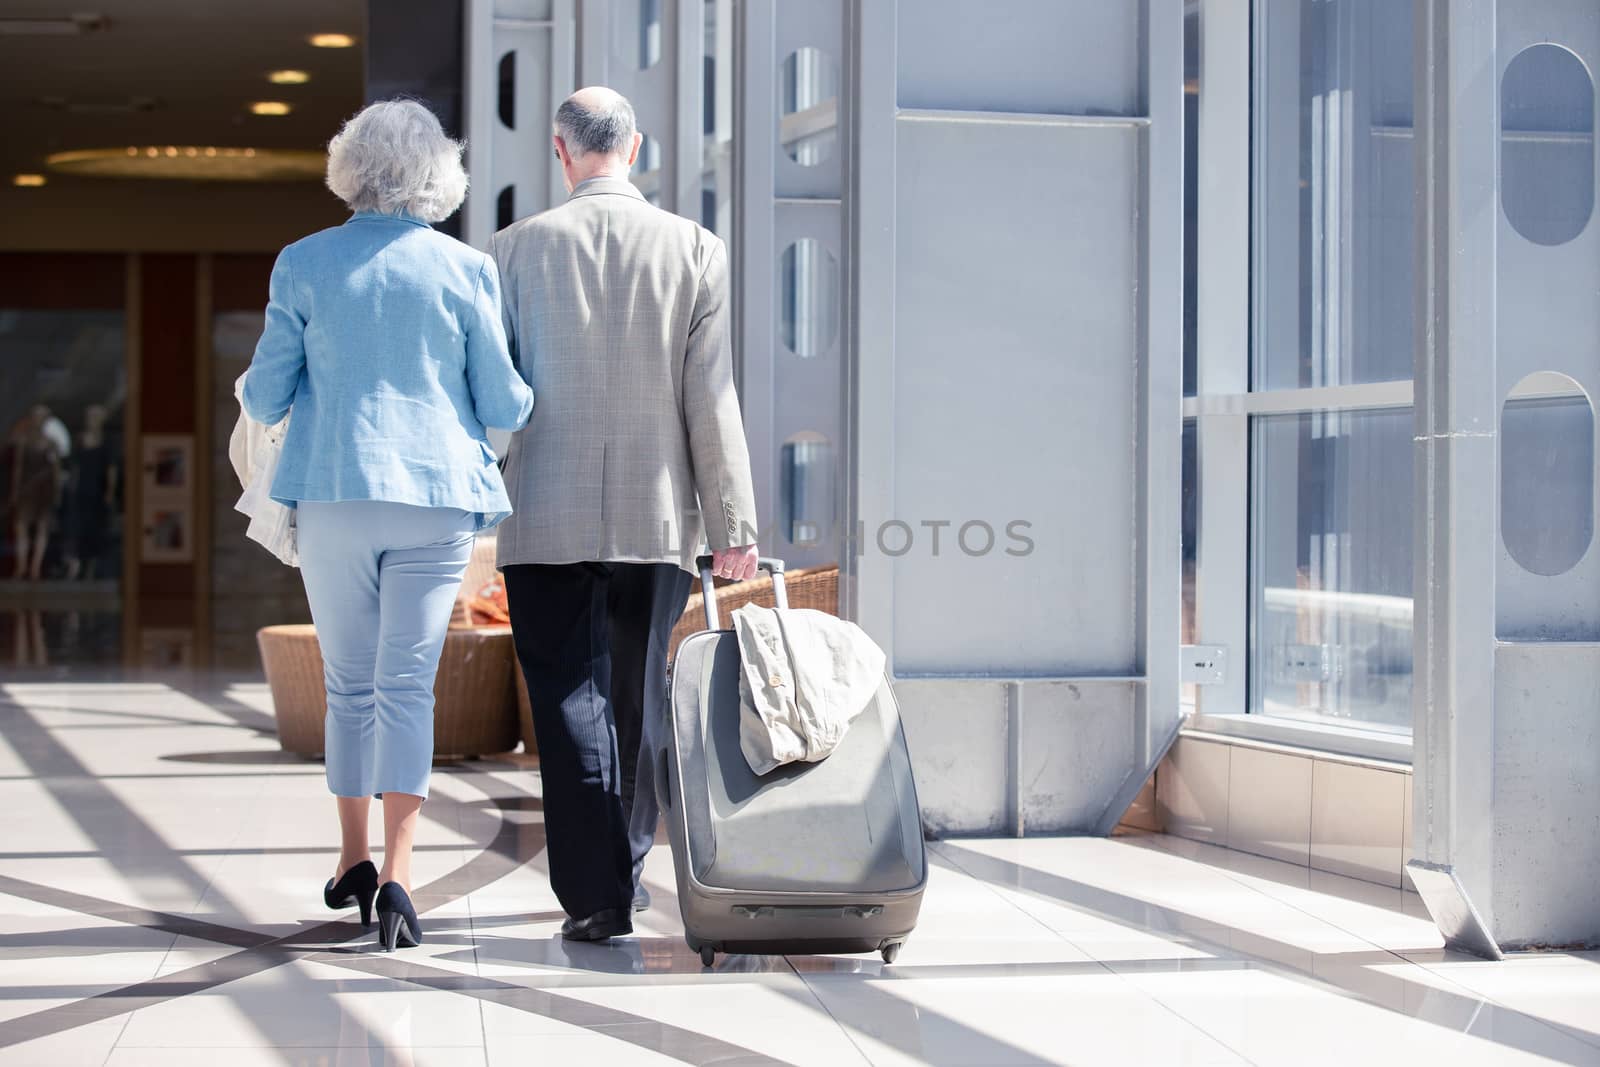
[694,555,788,630]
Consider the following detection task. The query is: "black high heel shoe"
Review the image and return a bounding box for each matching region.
[323,860,379,927]
[375,882,421,951]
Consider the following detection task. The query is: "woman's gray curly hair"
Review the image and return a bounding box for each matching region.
[325,99,468,223]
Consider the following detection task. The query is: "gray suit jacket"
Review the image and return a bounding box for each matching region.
[489,176,759,573]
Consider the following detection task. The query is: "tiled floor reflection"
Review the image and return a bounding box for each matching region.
[0,588,121,671]
[2,678,1599,1066]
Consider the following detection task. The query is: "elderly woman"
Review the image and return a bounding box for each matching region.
[243,99,532,951]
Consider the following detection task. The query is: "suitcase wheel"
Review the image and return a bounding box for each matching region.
[699,945,716,968]
[881,942,902,964]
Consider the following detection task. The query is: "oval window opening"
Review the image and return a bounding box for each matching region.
[1502,373,1594,575]
[781,431,834,547]
[1501,43,1595,246]
[497,51,515,129]
[780,47,839,166]
[779,239,839,358]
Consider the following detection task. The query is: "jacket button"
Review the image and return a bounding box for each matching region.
[768,673,784,689]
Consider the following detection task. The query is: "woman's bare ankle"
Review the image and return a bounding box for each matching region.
[336,853,372,879]
[377,866,409,892]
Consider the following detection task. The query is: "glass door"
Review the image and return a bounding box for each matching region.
[0,256,129,669]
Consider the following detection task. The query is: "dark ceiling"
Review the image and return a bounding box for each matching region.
[1,1,365,186]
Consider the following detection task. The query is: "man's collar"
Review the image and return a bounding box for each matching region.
[569,175,647,202]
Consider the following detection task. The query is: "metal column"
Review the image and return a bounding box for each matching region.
[1408,0,1502,960]
[1410,0,1600,955]
[733,0,846,570]
[463,0,576,248]
[575,0,703,218]
[842,0,1185,835]
[464,0,706,248]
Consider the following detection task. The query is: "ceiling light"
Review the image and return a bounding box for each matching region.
[309,32,355,48]
[0,15,106,36]
[268,70,310,85]
[12,174,46,187]
[35,95,160,115]
[250,101,291,116]
[47,148,325,182]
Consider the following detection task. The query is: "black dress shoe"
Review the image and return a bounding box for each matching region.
[632,886,651,913]
[375,882,422,951]
[323,860,379,927]
[561,908,632,942]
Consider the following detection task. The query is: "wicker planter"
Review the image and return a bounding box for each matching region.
[667,563,840,664]
[257,623,520,759]
[451,534,502,626]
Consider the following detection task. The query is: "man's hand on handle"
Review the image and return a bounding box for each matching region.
[711,544,759,582]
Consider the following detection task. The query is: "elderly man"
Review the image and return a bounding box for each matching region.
[491,87,760,942]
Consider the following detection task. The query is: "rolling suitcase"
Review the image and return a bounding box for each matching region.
[656,556,926,967]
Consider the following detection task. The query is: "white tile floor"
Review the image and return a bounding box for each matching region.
[2,678,1598,1066]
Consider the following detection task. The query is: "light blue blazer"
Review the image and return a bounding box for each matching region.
[243,212,533,528]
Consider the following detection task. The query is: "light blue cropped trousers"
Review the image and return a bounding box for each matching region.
[296,500,477,799]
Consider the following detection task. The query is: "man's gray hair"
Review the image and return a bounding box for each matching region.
[554,92,638,157]
[326,99,468,223]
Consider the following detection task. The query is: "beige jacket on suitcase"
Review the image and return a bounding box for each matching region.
[732,603,887,775]
[489,176,759,573]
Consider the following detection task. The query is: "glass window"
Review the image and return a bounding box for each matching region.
[779,47,838,167]
[779,239,839,358]
[0,308,127,665]
[1245,1,1416,738]
[1500,43,1594,247]
[1501,383,1594,577]
[1253,0,1414,389]
[781,431,833,546]
[1252,409,1413,732]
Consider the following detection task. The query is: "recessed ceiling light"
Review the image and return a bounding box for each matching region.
[268,69,310,85]
[250,101,292,116]
[48,148,325,182]
[309,32,355,48]
[12,174,46,187]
